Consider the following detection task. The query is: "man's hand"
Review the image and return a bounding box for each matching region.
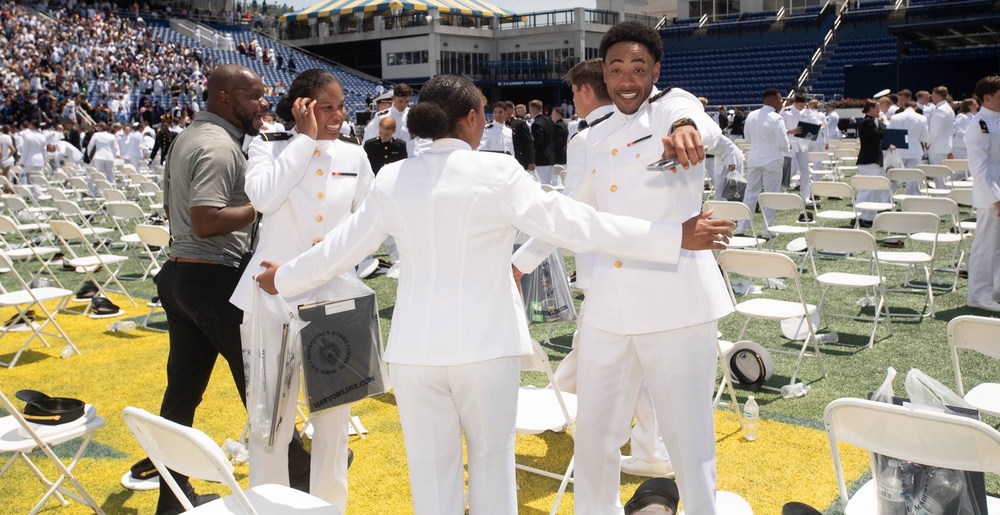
[787,126,802,136]
[681,210,735,251]
[255,260,280,294]
[661,125,704,171]
[512,265,524,297]
[527,163,536,172]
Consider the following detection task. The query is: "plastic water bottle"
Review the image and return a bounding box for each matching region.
[60,345,75,359]
[221,438,249,464]
[106,321,137,332]
[815,332,839,344]
[742,396,759,441]
[878,459,907,515]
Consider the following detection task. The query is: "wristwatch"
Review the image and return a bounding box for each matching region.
[669,117,697,134]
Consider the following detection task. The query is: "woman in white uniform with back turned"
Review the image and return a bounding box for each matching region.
[230,68,374,513]
[255,74,734,515]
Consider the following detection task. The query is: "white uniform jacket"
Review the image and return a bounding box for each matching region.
[275,138,682,366]
[87,132,118,162]
[230,132,375,312]
[953,112,972,153]
[18,130,48,169]
[887,108,929,160]
[363,105,431,156]
[478,122,515,155]
[928,100,955,155]
[512,87,734,336]
[967,107,1000,209]
[782,106,811,153]
[745,105,788,168]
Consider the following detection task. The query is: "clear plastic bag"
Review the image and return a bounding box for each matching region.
[240,285,309,447]
[868,368,986,515]
[721,169,747,202]
[520,250,576,324]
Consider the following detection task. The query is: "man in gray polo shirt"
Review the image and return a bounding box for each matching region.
[154,64,269,514]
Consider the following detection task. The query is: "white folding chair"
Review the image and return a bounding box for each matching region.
[516,340,577,515]
[104,201,148,261]
[122,406,338,515]
[757,192,811,251]
[135,223,169,282]
[0,390,106,514]
[718,249,826,387]
[48,219,135,314]
[0,215,64,288]
[805,228,892,348]
[885,168,926,203]
[824,397,1000,515]
[52,199,115,252]
[809,181,858,227]
[947,315,1000,418]
[871,212,939,318]
[947,188,977,234]
[1,194,56,247]
[917,164,953,195]
[703,200,765,249]
[899,197,966,291]
[10,184,56,215]
[849,175,894,217]
[0,252,77,367]
[943,158,971,186]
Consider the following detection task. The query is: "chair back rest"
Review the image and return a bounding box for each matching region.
[885,168,925,184]
[719,249,797,279]
[825,397,1000,474]
[899,196,959,220]
[834,149,856,159]
[948,315,1000,359]
[0,251,33,291]
[942,158,969,173]
[805,227,876,255]
[872,211,939,236]
[53,199,82,218]
[758,192,805,212]
[105,201,145,220]
[703,200,752,222]
[136,224,171,247]
[0,215,19,235]
[47,188,69,201]
[102,189,128,202]
[11,184,35,201]
[807,152,829,161]
[1,194,30,212]
[948,188,974,207]
[809,181,854,201]
[122,407,258,514]
[917,164,952,179]
[850,175,891,191]
[48,219,85,242]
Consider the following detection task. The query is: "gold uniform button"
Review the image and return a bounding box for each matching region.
[384,155,388,158]
[610,185,618,192]
[317,192,325,200]
[316,215,323,222]
[611,148,619,156]
[591,169,596,175]
[316,169,323,176]
[614,260,623,268]
[635,153,641,159]
[313,150,321,157]
[313,237,322,244]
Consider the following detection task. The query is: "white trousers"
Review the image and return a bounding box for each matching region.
[93,158,115,185]
[536,165,559,187]
[968,206,1000,304]
[741,159,783,233]
[393,357,520,515]
[856,163,889,221]
[574,321,719,515]
[790,151,811,200]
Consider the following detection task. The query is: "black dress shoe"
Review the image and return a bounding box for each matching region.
[858,219,873,228]
[348,448,354,469]
[155,491,222,515]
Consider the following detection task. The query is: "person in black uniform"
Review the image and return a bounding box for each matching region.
[855,99,887,228]
[149,115,177,165]
[363,116,407,174]
[551,106,569,166]
[503,101,535,174]
[528,99,558,186]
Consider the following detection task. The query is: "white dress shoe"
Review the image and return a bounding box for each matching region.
[620,456,675,478]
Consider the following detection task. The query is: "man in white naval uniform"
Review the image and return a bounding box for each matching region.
[927,85,955,188]
[513,22,734,514]
[781,94,812,203]
[478,102,515,155]
[887,101,929,195]
[825,103,841,141]
[551,58,675,479]
[363,83,429,157]
[18,120,48,180]
[740,88,790,237]
[965,75,1000,312]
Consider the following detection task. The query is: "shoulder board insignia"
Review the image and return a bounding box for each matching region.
[589,112,613,129]
[648,87,674,103]
[339,134,361,145]
[260,132,293,142]
[377,109,390,116]
[981,119,990,134]
[485,123,494,129]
